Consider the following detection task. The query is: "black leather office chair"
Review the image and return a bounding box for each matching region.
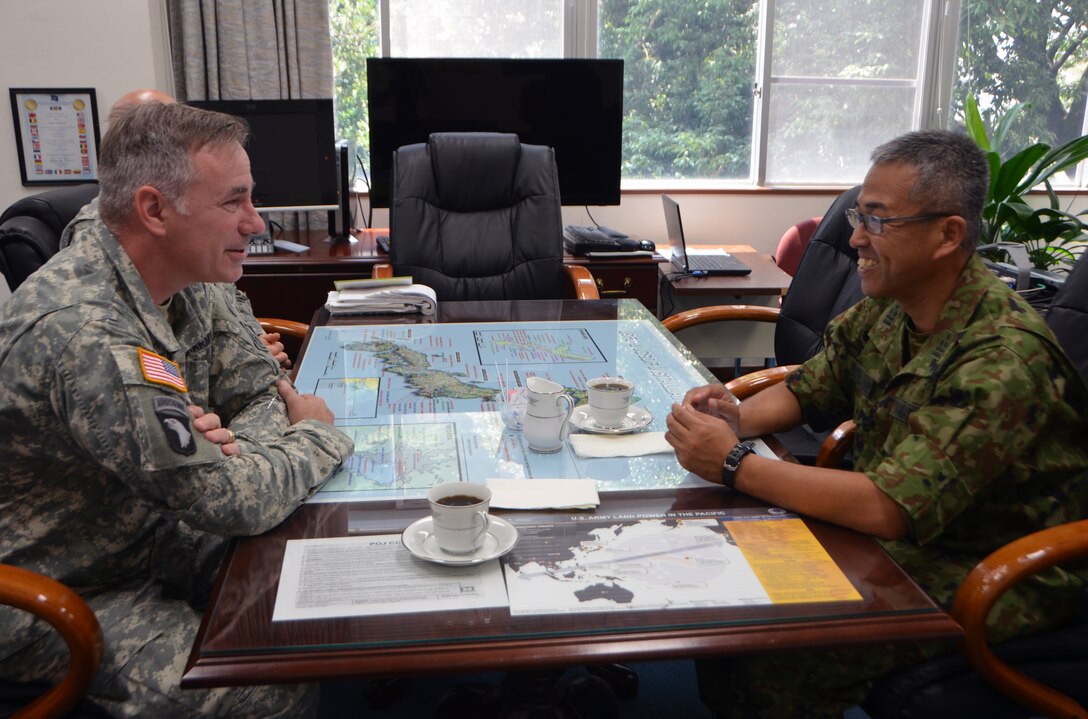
[381,132,597,301]
[774,185,864,365]
[1046,252,1088,387]
[0,184,99,292]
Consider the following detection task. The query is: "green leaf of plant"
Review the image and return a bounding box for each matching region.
[993,144,1049,199]
[1023,135,1088,188]
[964,97,990,151]
[991,102,1026,154]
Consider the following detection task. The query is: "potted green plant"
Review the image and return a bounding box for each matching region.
[963,97,1088,270]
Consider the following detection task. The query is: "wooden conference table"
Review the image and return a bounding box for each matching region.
[181,299,960,688]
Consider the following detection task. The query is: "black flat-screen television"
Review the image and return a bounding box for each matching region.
[186,99,339,213]
[366,58,624,208]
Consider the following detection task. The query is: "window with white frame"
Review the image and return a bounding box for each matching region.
[329,0,1088,189]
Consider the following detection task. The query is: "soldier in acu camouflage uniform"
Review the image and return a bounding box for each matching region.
[665,129,1088,718]
[59,89,294,371]
[0,103,354,717]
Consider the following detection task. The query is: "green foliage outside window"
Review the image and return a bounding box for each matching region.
[599,0,758,180]
[330,0,379,180]
[329,0,1088,190]
[953,1,1088,161]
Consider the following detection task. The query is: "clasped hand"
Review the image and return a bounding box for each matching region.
[187,405,240,457]
[186,379,336,457]
[664,383,743,484]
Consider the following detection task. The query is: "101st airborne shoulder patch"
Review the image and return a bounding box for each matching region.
[137,347,188,393]
[153,395,197,456]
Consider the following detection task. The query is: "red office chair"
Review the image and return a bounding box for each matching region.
[774,215,822,277]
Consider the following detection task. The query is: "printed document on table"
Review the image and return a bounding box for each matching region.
[272,535,508,621]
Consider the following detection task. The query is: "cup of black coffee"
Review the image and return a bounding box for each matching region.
[427,482,491,554]
[586,376,634,428]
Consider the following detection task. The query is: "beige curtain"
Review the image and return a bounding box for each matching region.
[167,0,334,233]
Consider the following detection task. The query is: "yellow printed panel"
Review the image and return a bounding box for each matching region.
[725,518,862,604]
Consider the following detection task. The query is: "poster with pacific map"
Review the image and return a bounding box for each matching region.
[502,508,862,615]
[292,319,713,502]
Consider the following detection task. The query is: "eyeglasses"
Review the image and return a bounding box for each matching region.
[845,208,952,236]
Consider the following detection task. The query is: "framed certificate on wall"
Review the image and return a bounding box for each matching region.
[9,88,101,186]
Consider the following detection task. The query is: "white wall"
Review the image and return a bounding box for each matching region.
[0,0,173,208]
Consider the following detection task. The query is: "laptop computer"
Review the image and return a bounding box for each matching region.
[662,194,752,275]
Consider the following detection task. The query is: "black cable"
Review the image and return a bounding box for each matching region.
[584,206,600,227]
[347,156,361,231]
[658,270,698,318]
[356,152,373,230]
[267,219,284,239]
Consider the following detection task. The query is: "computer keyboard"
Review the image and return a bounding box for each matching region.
[563,225,654,254]
[564,225,629,251]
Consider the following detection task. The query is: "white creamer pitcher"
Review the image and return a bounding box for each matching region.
[522,376,575,452]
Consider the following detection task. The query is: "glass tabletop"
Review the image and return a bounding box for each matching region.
[183,300,960,687]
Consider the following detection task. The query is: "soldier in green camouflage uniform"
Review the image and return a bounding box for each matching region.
[666,129,1088,717]
[0,103,354,717]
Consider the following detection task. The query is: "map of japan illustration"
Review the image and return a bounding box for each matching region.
[293,320,713,502]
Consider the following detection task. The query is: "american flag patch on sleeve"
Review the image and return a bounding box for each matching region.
[138,348,188,393]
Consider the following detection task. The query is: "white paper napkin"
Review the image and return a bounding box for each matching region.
[486,478,600,509]
[568,431,674,458]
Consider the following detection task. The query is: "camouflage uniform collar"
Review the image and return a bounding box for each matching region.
[929,254,993,336]
[868,256,992,379]
[93,227,185,353]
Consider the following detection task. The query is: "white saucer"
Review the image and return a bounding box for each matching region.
[569,404,653,434]
[401,515,519,566]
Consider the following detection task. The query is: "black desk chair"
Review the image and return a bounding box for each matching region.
[0,185,99,292]
[374,132,598,301]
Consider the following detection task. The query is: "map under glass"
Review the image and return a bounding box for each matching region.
[293,319,712,502]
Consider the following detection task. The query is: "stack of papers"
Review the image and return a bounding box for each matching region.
[325,284,438,315]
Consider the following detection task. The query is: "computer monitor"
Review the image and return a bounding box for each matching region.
[186,99,339,214]
[366,58,624,208]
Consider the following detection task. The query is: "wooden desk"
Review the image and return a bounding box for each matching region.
[237,229,385,323]
[659,247,792,301]
[659,249,794,375]
[183,489,958,687]
[565,252,668,311]
[182,300,959,688]
[238,230,666,322]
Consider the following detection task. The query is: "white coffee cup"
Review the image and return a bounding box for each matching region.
[586,376,634,428]
[427,482,491,555]
[523,376,574,453]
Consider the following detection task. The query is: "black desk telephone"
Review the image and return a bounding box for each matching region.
[563,225,655,255]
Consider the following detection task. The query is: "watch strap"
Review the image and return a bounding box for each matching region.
[721,440,756,490]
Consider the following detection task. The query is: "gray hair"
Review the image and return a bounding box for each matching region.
[98,102,249,227]
[869,129,989,253]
